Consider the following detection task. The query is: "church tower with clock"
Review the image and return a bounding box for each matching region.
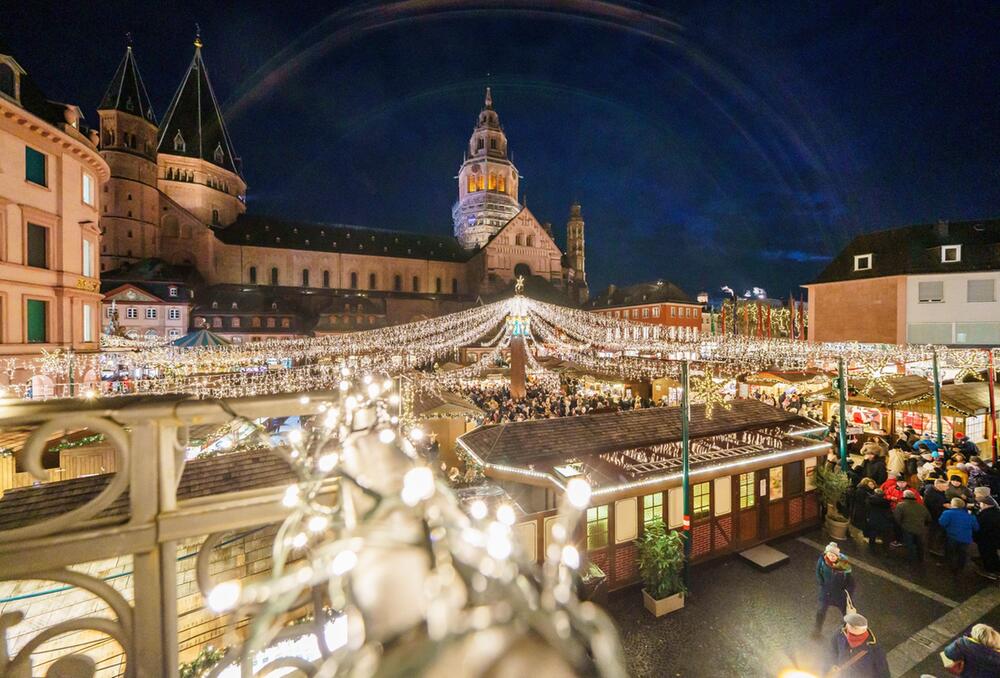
[452,88,523,249]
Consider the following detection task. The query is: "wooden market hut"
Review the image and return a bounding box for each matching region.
[457,399,830,591]
[814,376,995,452]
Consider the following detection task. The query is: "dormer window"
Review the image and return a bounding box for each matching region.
[173,130,185,152]
[941,245,961,263]
[0,57,25,103]
[853,254,872,272]
[213,143,224,164]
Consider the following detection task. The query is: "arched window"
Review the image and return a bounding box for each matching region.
[435,277,442,294]
[488,173,496,190]
[302,269,309,287]
[322,270,330,288]
[477,174,485,191]
[451,278,458,294]
[248,266,257,284]
[270,267,279,285]
[497,175,505,192]
[173,131,185,152]
[368,272,377,290]
[350,272,358,289]
[412,276,419,292]
[0,63,15,98]
[467,175,476,193]
[393,274,402,292]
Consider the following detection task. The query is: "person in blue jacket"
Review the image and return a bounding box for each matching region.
[939,497,979,575]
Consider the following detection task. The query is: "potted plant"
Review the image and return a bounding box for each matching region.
[637,521,687,617]
[813,463,851,540]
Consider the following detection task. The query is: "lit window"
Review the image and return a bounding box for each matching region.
[82,304,93,342]
[145,308,157,319]
[853,254,872,271]
[82,172,95,206]
[25,146,46,186]
[642,493,663,528]
[941,245,961,263]
[692,482,711,519]
[586,505,609,550]
[82,239,93,277]
[739,472,755,509]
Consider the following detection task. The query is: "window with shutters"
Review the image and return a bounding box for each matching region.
[918,281,944,303]
[26,299,47,343]
[967,279,996,303]
[25,146,46,186]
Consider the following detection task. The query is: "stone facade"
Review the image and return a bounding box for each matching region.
[0,47,108,357]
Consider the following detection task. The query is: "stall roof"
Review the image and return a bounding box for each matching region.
[458,400,828,496]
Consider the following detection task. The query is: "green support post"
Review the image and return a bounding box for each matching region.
[932,349,944,448]
[837,357,848,471]
[680,360,691,589]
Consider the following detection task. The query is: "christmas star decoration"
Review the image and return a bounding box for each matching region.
[857,357,895,398]
[690,373,731,419]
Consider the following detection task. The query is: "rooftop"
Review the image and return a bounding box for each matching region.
[811,218,1000,284]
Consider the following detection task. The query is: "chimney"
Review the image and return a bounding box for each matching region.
[935,219,949,238]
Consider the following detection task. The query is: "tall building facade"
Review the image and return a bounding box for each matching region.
[0,40,108,356]
[452,88,522,250]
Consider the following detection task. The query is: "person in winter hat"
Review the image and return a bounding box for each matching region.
[814,542,856,637]
[826,613,890,678]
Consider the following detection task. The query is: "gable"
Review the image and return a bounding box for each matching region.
[103,284,161,303]
[484,207,561,256]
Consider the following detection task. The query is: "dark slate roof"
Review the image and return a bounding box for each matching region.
[585,279,695,309]
[0,38,91,132]
[98,45,156,123]
[811,218,1000,284]
[216,213,472,262]
[157,44,240,174]
[0,448,294,531]
[459,399,803,467]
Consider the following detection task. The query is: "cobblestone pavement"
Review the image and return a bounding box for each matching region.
[606,527,1000,677]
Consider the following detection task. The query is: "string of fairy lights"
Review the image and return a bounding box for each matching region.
[0,295,995,402]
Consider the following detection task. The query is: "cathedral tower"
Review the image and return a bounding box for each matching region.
[98,40,160,270]
[452,88,522,249]
[156,35,246,229]
[566,201,588,303]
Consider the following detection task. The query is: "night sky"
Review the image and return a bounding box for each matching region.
[4,1,998,298]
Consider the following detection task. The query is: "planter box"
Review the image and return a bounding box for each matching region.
[642,589,685,617]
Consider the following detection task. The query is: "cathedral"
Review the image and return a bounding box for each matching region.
[98,37,588,341]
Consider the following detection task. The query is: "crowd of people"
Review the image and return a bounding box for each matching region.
[462,380,666,424]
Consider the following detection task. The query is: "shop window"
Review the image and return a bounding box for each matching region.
[26,299,47,343]
[586,505,609,550]
[27,223,48,268]
[642,492,663,528]
[692,482,711,519]
[25,146,46,186]
[739,472,755,509]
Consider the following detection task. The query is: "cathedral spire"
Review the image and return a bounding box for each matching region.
[98,37,156,123]
[157,34,241,175]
